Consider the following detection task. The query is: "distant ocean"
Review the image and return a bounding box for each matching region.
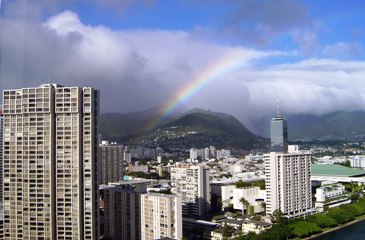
[314,220,365,240]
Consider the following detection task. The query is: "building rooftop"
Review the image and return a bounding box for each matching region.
[312,164,365,177]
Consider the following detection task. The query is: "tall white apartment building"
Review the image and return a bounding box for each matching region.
[264,146,312,218]
[2,84,99,240]
[141,193,182,240]
[170,164,211,217]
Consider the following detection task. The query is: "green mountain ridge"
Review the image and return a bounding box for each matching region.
[100,109,365,146]
[288,111,365,140]
[139,111,266,149]
[100,108,267,149]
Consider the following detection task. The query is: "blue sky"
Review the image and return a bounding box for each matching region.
[1,0,365,132]
[69,0,365,58]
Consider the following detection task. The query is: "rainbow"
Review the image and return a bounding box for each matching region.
[142,49,252,133]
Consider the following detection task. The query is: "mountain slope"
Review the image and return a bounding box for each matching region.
[139,111,267,149]
[99,106,168,142]
[288,111,365,140]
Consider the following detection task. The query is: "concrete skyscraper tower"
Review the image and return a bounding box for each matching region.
[2,84,99,240]
[270,116,288,152]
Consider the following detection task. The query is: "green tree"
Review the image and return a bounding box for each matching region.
[290,221,322,238]
[351,193,360,203]
[327,207,354,224]
[271,209,286,224]
[222,223,234,238]
[307,214,337,228]
[239,197,250,215]
[248,205,255,215]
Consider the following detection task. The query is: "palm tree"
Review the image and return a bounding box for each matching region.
[239,197,250,215]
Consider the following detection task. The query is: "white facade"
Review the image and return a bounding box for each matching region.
[2,84,99,240]
[171,164,211,217]
[190,148,198,160]
[264,146,312,217]
[242,220,271,234]
[230,164,243,173]
[315,184,346,202]
[129,164,148,173]
[233,187,262,212]
[314,183,350,212]
[141,193,182,240]
[221,185,236,203]
[217,149,231,159]
[350,156,365,168]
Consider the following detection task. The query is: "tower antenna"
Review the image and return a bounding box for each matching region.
[276,96,280,117]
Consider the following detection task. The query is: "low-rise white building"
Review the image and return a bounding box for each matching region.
[217,149,231,159]
[241,220,271,234]
[315,183,350,212]
[233,187,265,213]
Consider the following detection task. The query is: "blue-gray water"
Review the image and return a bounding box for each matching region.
[314,220,365,240]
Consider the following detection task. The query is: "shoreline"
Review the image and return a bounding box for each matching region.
[304,215,365,239]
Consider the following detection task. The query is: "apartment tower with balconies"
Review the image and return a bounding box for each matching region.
[2,84,99,240]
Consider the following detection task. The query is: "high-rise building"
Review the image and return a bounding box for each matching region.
[170,164,210,217]
[99,141,124,185]
[264,145,312,218]
[103,181,150,240]
[141,193,182,240]
[0,106,4,240]
[209,146,217,158]
[270,116,288,152]
[189,148,198,160]
[2,84,99,239]
[203,147,210,160]
[0,106,3,209]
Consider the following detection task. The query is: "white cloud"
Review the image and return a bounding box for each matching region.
[291,29,320,55]
[1,10,365,131]
[323,42,362,58]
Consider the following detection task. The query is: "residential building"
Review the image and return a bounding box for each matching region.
[0,107,3,209]
[141,193,182,240]
[99,141,124,185]
[216,149,231,160]
[241,220,271,234]
[2,84,99,239]
[124,150,131,163]
[103,181,149,240]
[171,164,211,217]
[190,148,198,160]
[128,163,148,173]
[204,147,210,160]
[210,146,217,158]
[183,218,219,240]
[270,116,288,152]
[211,228,241,240]
[264,146,313,218]
[315,183,350,212]
[0,106,3,239]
